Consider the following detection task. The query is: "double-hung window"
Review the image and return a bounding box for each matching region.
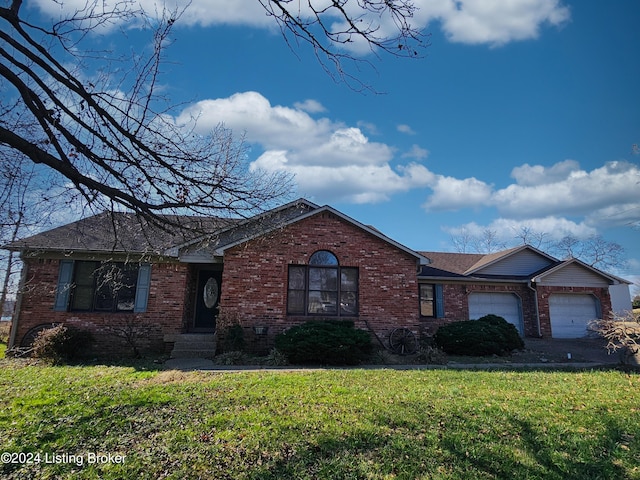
[288,250,358,316]
[419,284,444,318]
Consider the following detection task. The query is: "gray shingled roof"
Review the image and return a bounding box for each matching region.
[4,212,241,255]
[5,199,320,257]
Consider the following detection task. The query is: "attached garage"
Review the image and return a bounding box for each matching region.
[549,294,600,338]
[468,292,524,335]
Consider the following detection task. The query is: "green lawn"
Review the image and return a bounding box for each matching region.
[1,361,639,479]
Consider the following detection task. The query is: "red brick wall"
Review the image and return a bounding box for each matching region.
[536,285,612,337]
[419,282,538,337]
[219,211,421,353]
[420,282,613,339]
[11,257,190,356]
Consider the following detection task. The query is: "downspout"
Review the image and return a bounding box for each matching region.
[7,256,27,350]
[528,280,542,338]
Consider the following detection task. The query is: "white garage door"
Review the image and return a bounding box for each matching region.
[549,294,598,338]
[468,293,523,335]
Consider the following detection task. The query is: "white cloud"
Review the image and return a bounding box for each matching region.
[402,144,430,160]
[293,99,326,114]
[510,159,580,186]
[429,0,571,46]
[251,153,433,203]
[423,176,493,211]
[356,121,380,136]
[423,159,640,229]
[176,91,334,151]
[30,0,272,29]
[32,0,571,47]
[493,160,640,219]
[178,91,432,203]
[444,216,597,243]
[397,124,416,135]
[586,203,640,229]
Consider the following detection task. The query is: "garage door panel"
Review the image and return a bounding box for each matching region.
[549,294,598,338]
[469,293,523,335]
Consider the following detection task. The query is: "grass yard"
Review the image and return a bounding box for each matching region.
[0,361,639,480]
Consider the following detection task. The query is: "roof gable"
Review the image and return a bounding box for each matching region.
[207,203,429,264]
[417,246,557,278]
[176,198,319,260]
[465,245,557,276]
[532,258,626,286]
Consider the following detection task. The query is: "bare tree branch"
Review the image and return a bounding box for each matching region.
[0,1,293,233]
[1,0,427,236]
[258,0,428,90]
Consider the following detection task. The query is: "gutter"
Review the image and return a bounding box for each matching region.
[418,276,530,284]
[528,280,542,337]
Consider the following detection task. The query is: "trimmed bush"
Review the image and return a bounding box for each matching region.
[31,324,94,364]
[434,314,524,356]
[221,324,246,353]
[275,320,372,365]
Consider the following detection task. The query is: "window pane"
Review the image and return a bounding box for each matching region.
[288,266,306,289]
[340,291,358,315]
[94,283,115,311]
[287,290,305,314]
[116,286,136,311]
[308,290,337,314]
[115,266,137,311]
[71,261,97,310]
[420,284,435,317]
[71,286,94,310]
[341,268,358,291]
[74,261,97,287]
[309,268,337,290]
[309,250,338,266]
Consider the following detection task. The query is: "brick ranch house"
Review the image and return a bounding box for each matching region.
[4,199,631,357]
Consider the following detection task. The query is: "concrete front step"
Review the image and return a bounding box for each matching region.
[173,341,218,350]
[173,333,216,343]
[170,349,217,359]
[170,333,217,359]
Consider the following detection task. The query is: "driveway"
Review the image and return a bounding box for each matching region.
[507,337,621,365]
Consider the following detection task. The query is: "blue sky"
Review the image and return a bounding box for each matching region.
[29,1,640,292]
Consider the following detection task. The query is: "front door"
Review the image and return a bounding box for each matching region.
[193,269,222,331]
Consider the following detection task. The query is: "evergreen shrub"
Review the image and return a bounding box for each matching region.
[434,314,524,356]
[275,320,372,365]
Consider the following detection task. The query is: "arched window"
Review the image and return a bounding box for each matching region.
[309,250,338,266]
[288,250,358,316]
